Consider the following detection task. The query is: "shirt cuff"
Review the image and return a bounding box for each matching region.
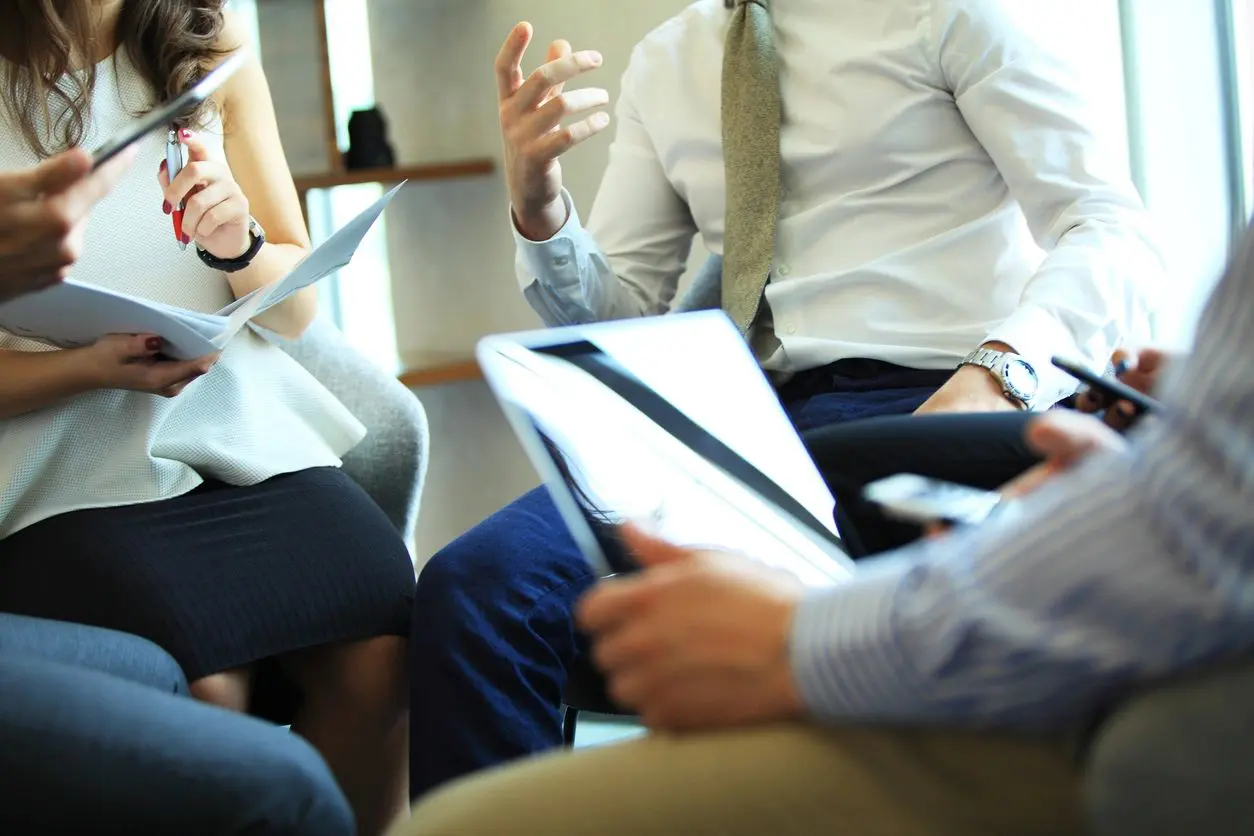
[789,563,921,723]
[986,304,1083,408]
[510,189,586,293]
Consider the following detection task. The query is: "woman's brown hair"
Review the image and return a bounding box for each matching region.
[0,0,228,157]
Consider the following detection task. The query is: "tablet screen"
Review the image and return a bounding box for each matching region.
[484,339,854,587]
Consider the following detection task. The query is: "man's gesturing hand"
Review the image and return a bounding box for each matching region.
[496,22,610,242]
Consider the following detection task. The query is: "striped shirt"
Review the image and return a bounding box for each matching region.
[791,225,1254,728]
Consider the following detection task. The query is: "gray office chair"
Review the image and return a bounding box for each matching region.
[280,316,429,544]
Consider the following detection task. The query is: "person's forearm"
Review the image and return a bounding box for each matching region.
[0,348,101,418]
[225,242,315,339]
[513,196,570,244]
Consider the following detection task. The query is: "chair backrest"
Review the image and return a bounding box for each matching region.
[279,317,429,545]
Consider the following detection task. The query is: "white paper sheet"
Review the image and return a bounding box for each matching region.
[0,182,404,359]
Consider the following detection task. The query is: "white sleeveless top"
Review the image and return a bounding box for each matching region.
[0,51,367,538]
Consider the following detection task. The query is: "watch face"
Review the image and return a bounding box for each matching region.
[1002,358,1039,401]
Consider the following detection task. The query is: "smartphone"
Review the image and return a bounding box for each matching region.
[862,473,1002,526]
[90,50,247,169]
[1050,355,1161,417]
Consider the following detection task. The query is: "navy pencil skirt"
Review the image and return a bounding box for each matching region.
[0,466,414,722]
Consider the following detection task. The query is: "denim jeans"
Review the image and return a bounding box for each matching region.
[0,614,353,835]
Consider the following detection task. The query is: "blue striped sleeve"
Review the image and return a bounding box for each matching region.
[790,224,1254,728]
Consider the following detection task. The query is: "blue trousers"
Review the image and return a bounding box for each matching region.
[0,614,353,835]
[409,361,951,798]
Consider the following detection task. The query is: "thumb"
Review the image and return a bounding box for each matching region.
[27,149,92,196]
[620,523,693,568]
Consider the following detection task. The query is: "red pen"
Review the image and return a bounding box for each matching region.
[165,129,186,251]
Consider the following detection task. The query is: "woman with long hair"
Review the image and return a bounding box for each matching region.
[0,2,411,831]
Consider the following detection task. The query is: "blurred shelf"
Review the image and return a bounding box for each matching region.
[294,159,495,193]
[398,357,483,388]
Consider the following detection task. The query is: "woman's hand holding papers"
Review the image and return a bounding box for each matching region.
[82,334,218,398]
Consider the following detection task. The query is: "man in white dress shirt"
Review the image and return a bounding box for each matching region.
[407,0,1166,799]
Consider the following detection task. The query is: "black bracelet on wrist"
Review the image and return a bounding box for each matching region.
[196,217,266,274]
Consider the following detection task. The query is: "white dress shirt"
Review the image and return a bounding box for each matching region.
[514,0,1165,406]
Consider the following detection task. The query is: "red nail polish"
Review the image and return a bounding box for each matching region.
[146,337,161,351]
[162,201,171,215]
[179,128,192,140]
[159,159,167,173]
[181,234,190,245]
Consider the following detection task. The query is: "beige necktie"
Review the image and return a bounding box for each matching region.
[721,0,782,337]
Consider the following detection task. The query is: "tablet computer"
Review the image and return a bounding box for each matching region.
[91,49,247,168]
[476,312,856,587]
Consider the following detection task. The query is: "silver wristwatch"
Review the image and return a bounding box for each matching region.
[959,347,1039,410]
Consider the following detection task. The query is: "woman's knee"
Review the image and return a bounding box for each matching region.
[190,669,252,712]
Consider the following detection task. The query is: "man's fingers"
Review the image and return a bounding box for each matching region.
[576,574,658,634]
[1134,347,1170,375]
[592,622,657,674]
[545,40,574,102]
[494,22,533,101]
[1026,411,1124,466]
[515,50,603,112]
[529,86,611,134]
[999,461,1057,500]
[530,112,612,160]
[620,524,694,568]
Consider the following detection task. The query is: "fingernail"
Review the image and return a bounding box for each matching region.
[180,234,190,245]
[1118,402,1136,417]
[162,200,171,215]
[159,159,167,173]
[592,112,610,128]
[179,128,193,140]
[146,337,161,351]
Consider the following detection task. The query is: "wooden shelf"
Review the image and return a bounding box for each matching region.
[294,159,495,193]
[398,358,483,388]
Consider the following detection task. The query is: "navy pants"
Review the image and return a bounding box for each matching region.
[409,361,959,799]
[0,614,353,835]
